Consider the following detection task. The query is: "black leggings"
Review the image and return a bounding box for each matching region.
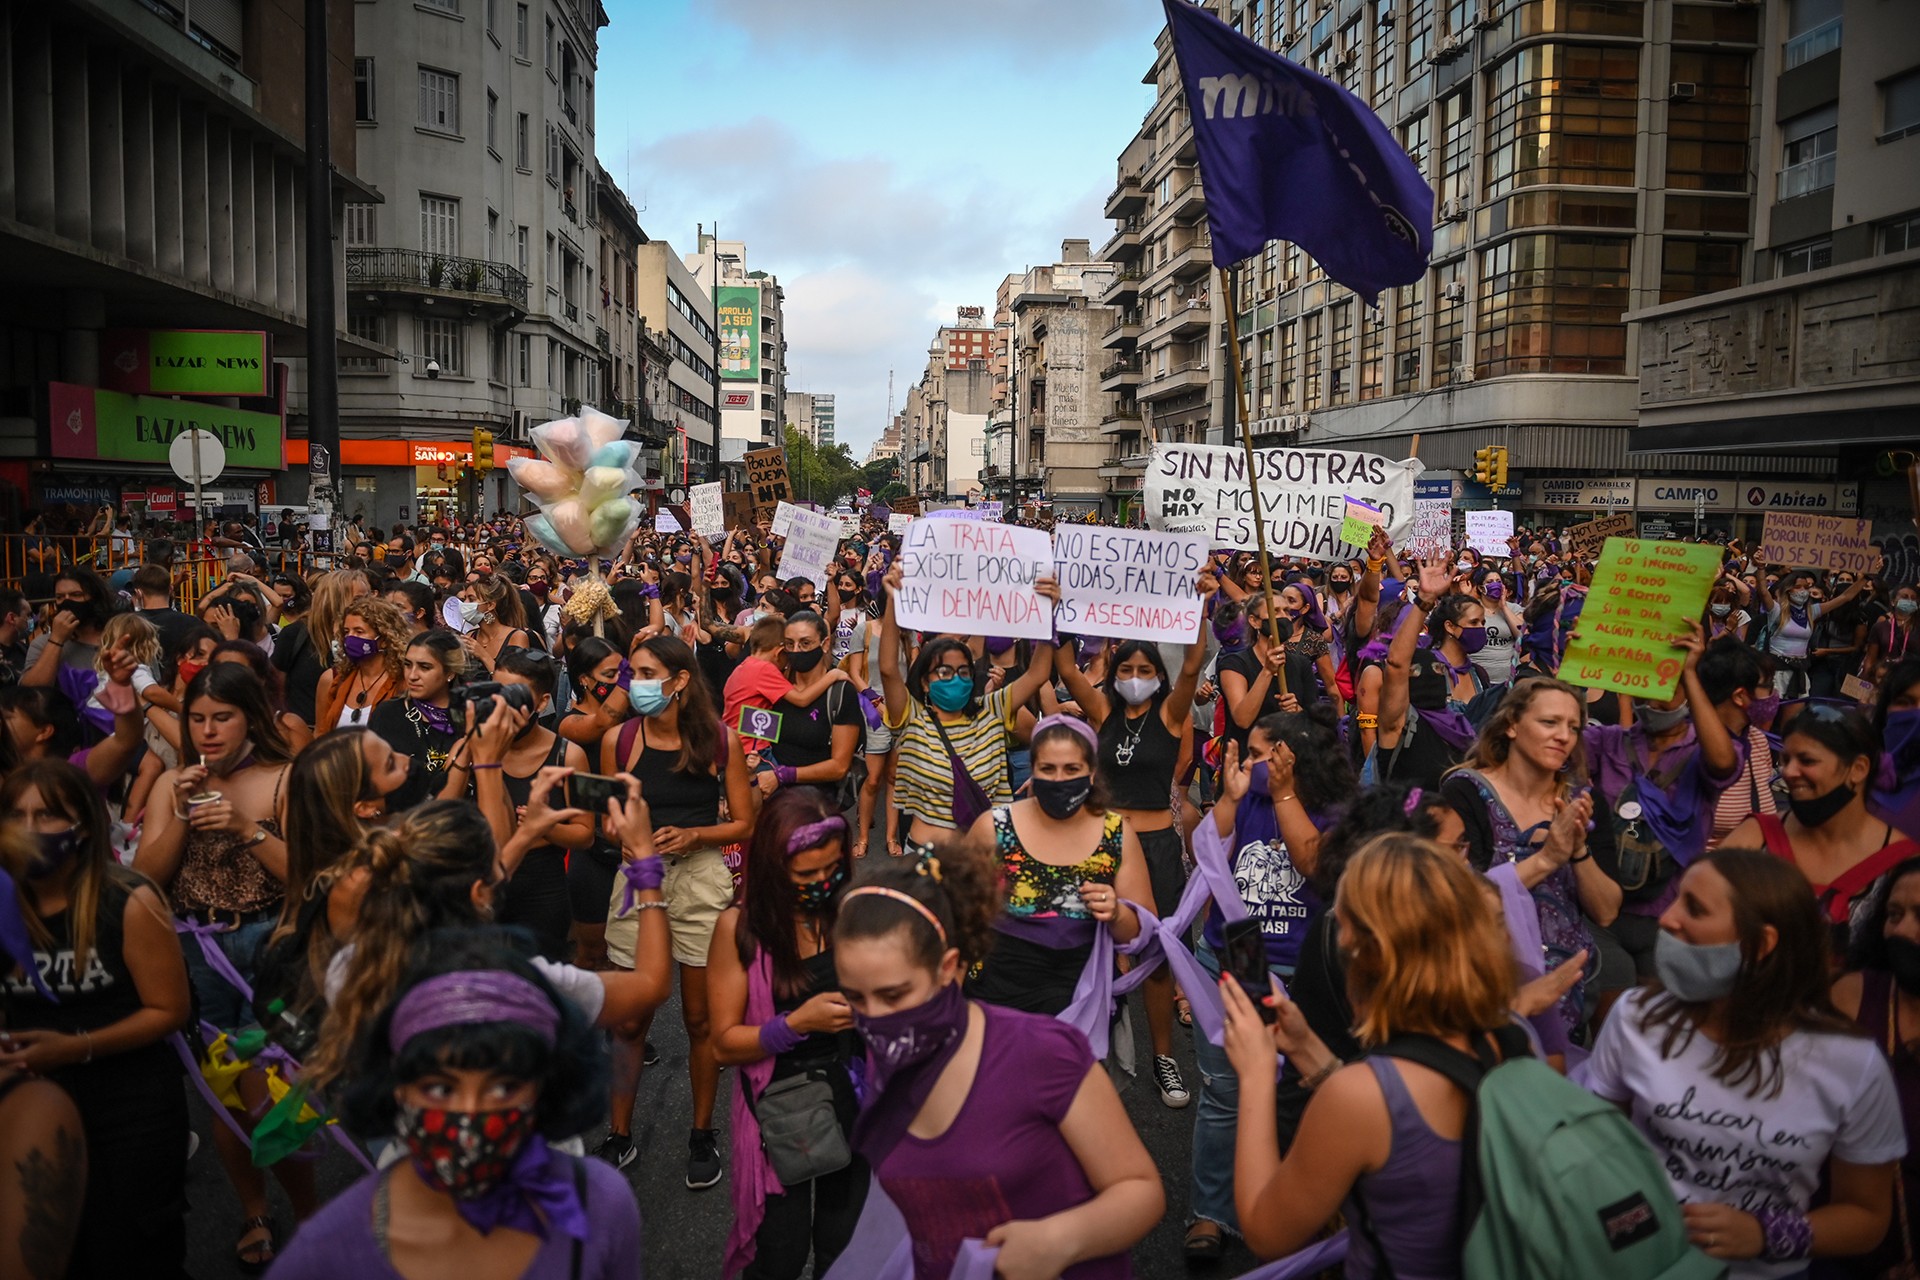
[742,1157,870,1280]
[67,1069,191,1279]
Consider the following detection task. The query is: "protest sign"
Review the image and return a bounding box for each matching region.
[723,491,755,530]
[926,507,984,520]
[689,482,724,538]
[1410,496,1452,555]
[744,447,791,520]
[653,510,683,534]
[839,514,861,538]
[1145,443,1421,556]
[776,505,840,589]
[892,495,919,516]
[895,518,1054,641]
[1567,512,1636,561]
[769,501,796,538]
[737,705,783,745]
[976,500,1003,521]
[887,513,914,534]
[1561,538,1720,702]
[1053,526,1208,644]
[1339,496,1384,549]
[1760,512,1875,573]
[1464,509,1514,557]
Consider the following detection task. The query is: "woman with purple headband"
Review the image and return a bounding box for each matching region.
[960,715,1151,1024]
[268,930,642,1279]
[709,788,867,1279]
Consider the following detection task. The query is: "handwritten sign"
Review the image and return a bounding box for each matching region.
[769,501,796,538]
[744,447,791,520]
[1561,538,1721,701]
[776,505,841,590]
[1567,512,1636,561]
[1053,526,1208,644]
[1761,512,1874,573]
[1339,496,1385,550]
[723,490,755,530]
[1410,496,1453,555]
[976,500,1004,521]
[1145,443,1422,556]
[689,482,724,538]
[653,510,683,534]
[887,513,914,534]
[895,518,1054,641]
[891,495,919,516]
[1464,509,1514,557]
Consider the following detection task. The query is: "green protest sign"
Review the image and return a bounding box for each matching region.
[737,704,783,743]
[1561,538,1720,702]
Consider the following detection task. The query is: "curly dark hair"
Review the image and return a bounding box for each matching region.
[1251,705,1354,816]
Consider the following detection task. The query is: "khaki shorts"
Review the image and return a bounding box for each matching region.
[605,846,733,969]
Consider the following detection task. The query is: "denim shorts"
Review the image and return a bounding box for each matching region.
[181,915,274,1031]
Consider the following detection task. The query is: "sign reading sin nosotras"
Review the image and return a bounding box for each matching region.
[1146,443,1421,556]
[1560,538,1721,702]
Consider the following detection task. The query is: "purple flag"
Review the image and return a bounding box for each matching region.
[1161,0,1433,304]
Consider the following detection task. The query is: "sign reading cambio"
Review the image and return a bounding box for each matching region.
[895,518,1054,641]
[49,382,283,469]
[1053,526,1208,644]
[100,329,271,397]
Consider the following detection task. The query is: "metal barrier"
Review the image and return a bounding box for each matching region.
[0,535,316,608]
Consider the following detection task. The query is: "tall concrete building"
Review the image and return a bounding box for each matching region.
[867,411,903,465]
[338,0,613,522]
[1102,0,1853,536]
[813,393,836,448]
[905,308,996,503]
[595,164,673,484]
[995,243,1116,517]
[0,0,369,523]
[634,240,718,484]
[683,234,787,470]
[785,390,837,448]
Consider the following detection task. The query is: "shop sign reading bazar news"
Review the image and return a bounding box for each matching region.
[48,382,284,469]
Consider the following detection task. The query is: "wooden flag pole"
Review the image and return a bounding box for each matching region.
[1218,265,1286,700]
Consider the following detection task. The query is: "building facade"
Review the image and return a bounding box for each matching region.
[634,240,718,485]
[995,243,1117,517]
[683,234,786,465]
[595,164,674,483]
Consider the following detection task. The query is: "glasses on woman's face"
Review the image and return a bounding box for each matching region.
[930,664,967,682]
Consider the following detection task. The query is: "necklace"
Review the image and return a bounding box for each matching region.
[1113,710,1149,767]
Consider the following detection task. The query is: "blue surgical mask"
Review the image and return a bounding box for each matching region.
[929,675,972,712]
[629,679,670,717]
[1653,930,1742,1003]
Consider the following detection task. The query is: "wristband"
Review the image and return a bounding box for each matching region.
[773,765,798,787]
[617,854,665,913]
[615,658,633,691]
[1755,1210,1812,1262]
[758,1014,805,1057]
[639,584,661,601]
[1568,850,1592,864]
[470,762,502,770]
[1356,713,1378,729]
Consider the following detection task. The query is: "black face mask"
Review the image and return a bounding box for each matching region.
[1031,776,1092,821]
[787,648,824,674]
[1885,936,1920,998]
[1788,780,1856,829]
[59,600,105,629]
[384,754,432,814]
[1329,578,1352,594]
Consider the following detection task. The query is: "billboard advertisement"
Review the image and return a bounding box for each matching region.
[100,329,271,397]
[716,286,759,382]
[48,382,284,469]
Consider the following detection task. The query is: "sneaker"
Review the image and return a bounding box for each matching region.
[1154,1055,1191,1109]
[596,1131,637,1170]
[686,1128,723,1190]
[642,1039,660,1067]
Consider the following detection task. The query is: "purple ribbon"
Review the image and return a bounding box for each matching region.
[0,865,58,1003]
[617,855,664,914]
[174,917,256,1004]
[451,1136,590,1242]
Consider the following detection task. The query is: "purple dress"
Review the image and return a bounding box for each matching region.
[1344,1058,1464,1279]
[873,1003,1126,1280]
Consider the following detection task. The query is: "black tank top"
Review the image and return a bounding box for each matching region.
[1098,695,1180,808]
[616,718,722,830]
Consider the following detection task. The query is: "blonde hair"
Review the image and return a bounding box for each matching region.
[306,570,369,671]
[333,595,412,684]
[1454,676,1589,786]
[95,612,160,678]
[1339,833,1515,1045]
[472,574,529,632]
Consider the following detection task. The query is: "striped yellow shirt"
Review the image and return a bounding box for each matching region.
[887,686,1017,828]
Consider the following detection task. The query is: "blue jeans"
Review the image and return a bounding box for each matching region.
[1191,940,1291,1234]
[181,916,273,1030]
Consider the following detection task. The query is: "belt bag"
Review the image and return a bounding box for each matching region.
[754,1071,851,1188]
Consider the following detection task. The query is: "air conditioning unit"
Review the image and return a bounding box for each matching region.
[1455,367,1477,384]
[1442,281,1467,302]
[1669,81,1698,100]
[1317,0,1333,13]
[1379,8,1395,24]
[1336,42,1358,66]
[1473,6,1499,29]
[1440,198,1469,222]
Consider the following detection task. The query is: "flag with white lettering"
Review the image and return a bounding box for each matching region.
[1161,0,1433,304]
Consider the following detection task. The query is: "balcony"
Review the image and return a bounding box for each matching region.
[1102,311,1143,348]
[596,326,611,355]
[1099,451,1149,480]
[1783,17,1840,69]
[565,299,580,323]
[1100,356,1143,391]
[346,248,530,314]
[1104,174,1146,218]
[1099,408,1144,435]
[1102,265,1144,305]
[1169,176,1207,223]
[1102,216,1146,262]
[1777,153,1835,201]
[1169,235,1213,281]
[1170,298,1212,338]
[1139,358,1211,402]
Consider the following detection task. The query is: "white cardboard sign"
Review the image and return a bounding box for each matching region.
[1053,526,1209,644]
[894,518,1054,641]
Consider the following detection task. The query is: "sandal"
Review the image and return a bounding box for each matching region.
[1184,1220,1225,1264]
[1176,996,1194,1028]
[235,1215,277,1274]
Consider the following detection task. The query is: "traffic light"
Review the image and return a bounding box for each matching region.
[473,427,495,470]
[1473,446,1494,486]
[1489,445,1509,490]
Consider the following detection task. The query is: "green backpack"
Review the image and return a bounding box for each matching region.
[1355,1026,1726,1280]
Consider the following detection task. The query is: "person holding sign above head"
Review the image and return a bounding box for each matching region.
[1755,563,1874,699]
[1052,571,1218,1107]
[1218,575,1329,751]
[875,561,1060,863]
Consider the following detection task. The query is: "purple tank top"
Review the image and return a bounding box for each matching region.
[1344,1057,1464,1280]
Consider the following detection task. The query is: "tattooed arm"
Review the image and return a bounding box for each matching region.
[0,1072,86,1280]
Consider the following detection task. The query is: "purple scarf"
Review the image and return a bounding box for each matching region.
[411,698,455,736]
[849,981,971,1165]
[452,1137,590,1241]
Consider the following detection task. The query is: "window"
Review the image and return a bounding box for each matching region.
[1404,0,1433,76]
[353,57,375,122]
[486,90,498,152]
[546,234,556,290]
[1477,234,1631,376]
[1485,44,1639,197]
[1783,0,1841,70]
[1392,283,1423,393]
[1436,89,1472,205]
[516,112,530,169]
[515,4,529,55]
[485,0,496,36]
[418,317,465,376]
[1776,238,1832,276]
[1431,258,1467,382]
[1778,106,1837,200]
[516,226,529,273]
[343,312,383,372]
[516,333,532,386]
[487,209,498,261]
[344,202,377,247]
[1660,238,1743,303]
[1277,320,1297,408]
[1329,301,1354,404]
[545,17,555,72]
[1884,69,1920,141]
[1666,51,1755,193]
[417,66,459,133]
[490,328,507,384]
[419,0,458,12]
[1303,309,1324,408]
[1883,213,1920,254]
[1360,306,1383,401]
[546,124,560,181]
[419,195,458,256]
[1370,0,1394,102]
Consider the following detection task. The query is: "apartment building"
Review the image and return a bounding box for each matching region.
[996,243,1117,517]
[635,240,718,484]
[785,389,838,448]
[683,234,787,464]
[596,166,675,484]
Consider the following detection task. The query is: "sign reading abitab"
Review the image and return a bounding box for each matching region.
[894,517,1055,641]
[100,329,271,398]
[49,382,283,469]
[1145,443,1421,556]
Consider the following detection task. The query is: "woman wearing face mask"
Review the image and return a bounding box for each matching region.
[277,571,367,727]
[1440,678,1620,1040]
[1810,570,1871,700]
[876,562,1061,861]
[1707,575,1756,644]
[314,596,408,732]
[1725,705,1920,959]
[19,567,114,712]
[1471,566,1523,684]
[756,613,864,814]
[552,638,632,969]
[959,717,1151,1022]
[1866,587,1920,685]
[1758,567,1874,698]
[1832,855,1920,1275]
[463,574,537,672]
[831,844,1163,1279]
[1371,559,1501,793]
[1577,851,1903,1276]
[0,761,193,1279]
[1054,583,1215,1105]
[270,934,641,1280]
[1218,588,1317,756]
[599,635,755,1184]
[367,629,469,804]
[709,790,868,1280]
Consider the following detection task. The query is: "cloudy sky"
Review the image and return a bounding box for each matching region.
[598,0,1166,457]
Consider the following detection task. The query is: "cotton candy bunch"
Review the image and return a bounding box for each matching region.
[507,407,643,557]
